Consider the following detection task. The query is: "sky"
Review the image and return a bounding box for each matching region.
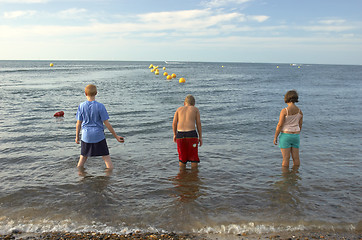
[0,0,361,65]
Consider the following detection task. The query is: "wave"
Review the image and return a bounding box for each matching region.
[164,61,187,65]
[195,221,358,235]
[0,65,136,74]
[0,218,154,235]
[0,217,358,236]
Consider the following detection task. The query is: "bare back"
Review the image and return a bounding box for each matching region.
[173,102,202,147]
[175,105,199,131]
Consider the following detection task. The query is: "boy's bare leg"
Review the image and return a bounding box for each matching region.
[77,166,86,176]
[291,147,300,167]
[102,155,114,170]
[105,168,113,176]
[291,165,300,172]
[179,162,186,170]
[280,148,291,167]
[191,162,198,169]
[77,155,88,168]
[281,166,289,173]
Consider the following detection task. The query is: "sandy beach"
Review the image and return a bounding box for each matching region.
[1,230,361,240]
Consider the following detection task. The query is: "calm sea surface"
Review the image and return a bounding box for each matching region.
[0,60,361,237]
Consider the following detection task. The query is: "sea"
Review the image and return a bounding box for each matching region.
[0,60,361,238]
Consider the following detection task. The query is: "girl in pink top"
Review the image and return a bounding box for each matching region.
[274,90,303,168]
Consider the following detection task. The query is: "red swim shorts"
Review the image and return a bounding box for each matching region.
[176,130,200,163]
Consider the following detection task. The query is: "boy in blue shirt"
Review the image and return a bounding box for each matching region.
[75,84,124,170]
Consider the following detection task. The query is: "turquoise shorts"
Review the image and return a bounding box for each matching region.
[279,133,300,149]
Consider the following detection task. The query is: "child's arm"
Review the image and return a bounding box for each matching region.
[196,109,202,146]
[274,109,286,145]
[172,110,179,143]
[104,120,125,143]
[299,110,303,131]
[75,120,82,144]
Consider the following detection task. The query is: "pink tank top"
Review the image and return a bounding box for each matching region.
[281,108,302,132]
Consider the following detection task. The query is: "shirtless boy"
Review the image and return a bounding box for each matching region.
[172,95,202,169]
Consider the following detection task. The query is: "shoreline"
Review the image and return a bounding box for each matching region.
[1,230,361,240]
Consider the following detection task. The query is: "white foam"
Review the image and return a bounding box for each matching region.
[0,217,149,235]
[0,217,357,237]
[195,222,305,235]
[194,222,356,235]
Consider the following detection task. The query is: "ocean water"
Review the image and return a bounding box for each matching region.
[0,60,361,237]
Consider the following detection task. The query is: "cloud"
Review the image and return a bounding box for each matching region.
[341,33,355,38]
[203,0,252,8]
[135,9,244,33]
[136,9,266,34]
[318,19,346,25]
[247,15,269,22]
[0,3,357,57]
[0,7,273,41]
[57,8,87,18]
[2,8,88,21]
[3,10,36,19]
[0,0,47,3]
[137,9,210,24]
[301,25,356,32]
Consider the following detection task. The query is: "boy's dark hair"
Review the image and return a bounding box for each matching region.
[284,90,299,103]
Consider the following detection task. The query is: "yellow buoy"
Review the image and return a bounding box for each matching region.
[149,64,153,69]
[163,67,166,70]
[163,72,168,76]
[151,69,155,73]
[277,66,279,68]
[50,63,54,67]
[166,75,172,80]
[179,77,186,83]
[155,71,159,75]
[298,66,301,69]
[222,66,224,68]
[171,73,176,78]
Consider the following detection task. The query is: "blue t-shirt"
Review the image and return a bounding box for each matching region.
[76,101,109,143]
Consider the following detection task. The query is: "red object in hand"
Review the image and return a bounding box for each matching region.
[54,111,64,117]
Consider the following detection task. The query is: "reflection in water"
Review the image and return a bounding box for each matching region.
[280,166,301,185]
[75,167,114,222]
[171,168,202,202]
[159,169,206,232]
[77,167,113,199]
[269,166,302,218]
[78,167,113,178]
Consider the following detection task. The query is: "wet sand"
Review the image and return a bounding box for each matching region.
[1,230,361,240]
[241,230,361,240]
[0,231,204,240]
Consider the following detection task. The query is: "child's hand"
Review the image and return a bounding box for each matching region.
[116,136,125,143]
[75,137,80,144]
[199,138,203,147]
[273,138,278,145]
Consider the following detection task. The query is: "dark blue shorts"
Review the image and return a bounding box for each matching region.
[81,139,109,156]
